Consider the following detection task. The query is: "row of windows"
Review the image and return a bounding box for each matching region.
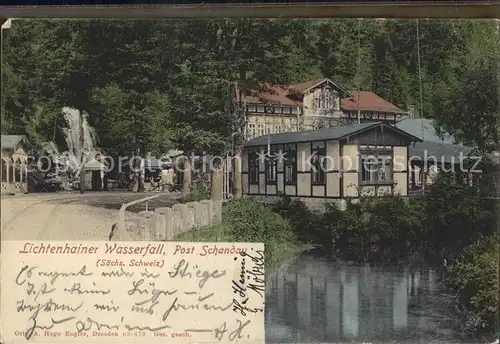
[248,144,297,185]
[247,123,297,138]
[248,143,325,186]
[246,105,300,115]
[248,146,395,187]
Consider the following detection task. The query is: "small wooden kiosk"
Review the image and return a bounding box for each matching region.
[1,135,30,194]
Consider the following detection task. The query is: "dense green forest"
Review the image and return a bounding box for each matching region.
[1,19,498,155]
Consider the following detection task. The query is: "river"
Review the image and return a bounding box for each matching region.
[265,254,466,343]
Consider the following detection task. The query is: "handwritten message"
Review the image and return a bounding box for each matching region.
[0,241,265,343]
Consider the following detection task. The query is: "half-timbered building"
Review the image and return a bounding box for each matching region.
[242,122,421,210]
[237,78,410,140]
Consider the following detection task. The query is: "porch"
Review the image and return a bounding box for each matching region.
[0,158,28,194]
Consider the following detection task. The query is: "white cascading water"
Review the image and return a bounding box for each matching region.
[61,107,98,172]
[42,107,100,183]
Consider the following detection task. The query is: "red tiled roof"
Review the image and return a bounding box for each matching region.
[237,84,301,106]
[238,79,405,114]
[341,91,404,114]
[288,78,327,93]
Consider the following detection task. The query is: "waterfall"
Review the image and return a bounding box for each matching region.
[40,107,100,185]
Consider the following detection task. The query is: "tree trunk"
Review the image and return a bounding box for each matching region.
[182,156,191,196]
[79,112,85,194]
[232,80,246,200]
[211,167,223,201]
[138,157,145,192]
[79,167,85,193]
[233,151,243,199]
[496,20,500,152]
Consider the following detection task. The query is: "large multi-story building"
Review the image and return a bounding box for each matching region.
[238,77,410,140]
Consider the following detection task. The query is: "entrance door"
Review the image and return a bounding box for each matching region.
[91,170,101,191]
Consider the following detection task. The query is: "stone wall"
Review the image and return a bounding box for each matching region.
[117,200,223,241]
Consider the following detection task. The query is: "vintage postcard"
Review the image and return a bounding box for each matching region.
[0,14,498,344]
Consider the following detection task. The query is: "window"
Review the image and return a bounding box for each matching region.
[257,124,264,137]
[248,148,259,184]
[323,89,331,110]
[283,144,297,184]
[247,123,256,139]
[311,142,326,184]
[265,148,277,185]
[360,152,393,184]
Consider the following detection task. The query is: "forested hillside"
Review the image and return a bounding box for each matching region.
[1,19,498,154]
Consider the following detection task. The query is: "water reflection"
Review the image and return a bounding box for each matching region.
[266,255,462,343]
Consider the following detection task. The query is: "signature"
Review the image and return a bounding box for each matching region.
[232,298,263,316]
[240,250,265,298]
[185,319,252,342]
[214,320,252,341]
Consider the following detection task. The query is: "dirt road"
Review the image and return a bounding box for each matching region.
[1,191,181,241]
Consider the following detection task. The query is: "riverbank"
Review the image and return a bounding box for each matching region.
[174,198,306,274]
[270,173,498,340]
[175,225,306,274]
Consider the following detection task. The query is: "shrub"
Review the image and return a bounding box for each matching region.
[444,234,499,339]
[327,196,427,262]
[271,194,325,243]
[222,198,299,269]
[180,179,210,203]
[424,172,497,260]
[224,198,293,242]
[325,172,497,264]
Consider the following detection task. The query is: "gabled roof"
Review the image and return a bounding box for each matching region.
[84,158,107,170]
[244,122,422,147]
[288,78,352,97]
[237,78,405,114]
[1,135,29,150]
